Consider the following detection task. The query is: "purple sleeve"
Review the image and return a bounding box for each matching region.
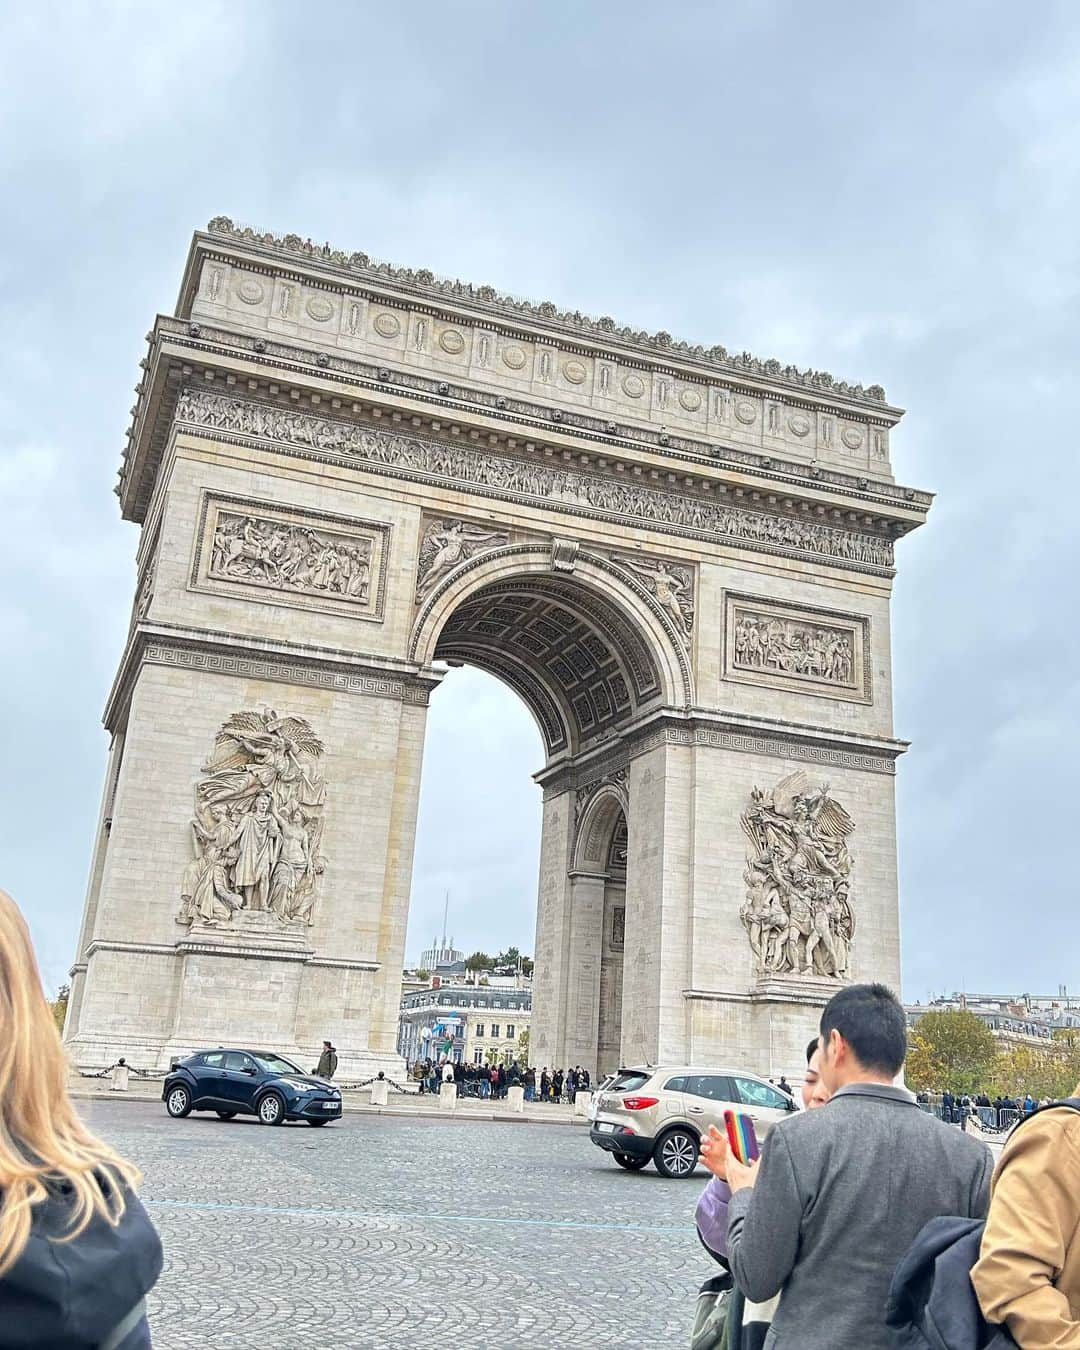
[695,1176,732,1259]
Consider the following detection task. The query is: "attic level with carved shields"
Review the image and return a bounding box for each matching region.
[63,219,930,1083]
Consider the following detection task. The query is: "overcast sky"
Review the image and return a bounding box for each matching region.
[2,2,1078,1002]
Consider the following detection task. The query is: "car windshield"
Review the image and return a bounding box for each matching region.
[253,1053,303,1075]
[608,1070,651,1093]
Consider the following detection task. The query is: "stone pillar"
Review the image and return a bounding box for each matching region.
[370,1078,389,1106]
[574,1089,591,1117]
[110,1062,130,1092]
[439,1082,457,1111]
[530,788,574,1069]
[507,1085,525,1113]
[623,737,693,1066]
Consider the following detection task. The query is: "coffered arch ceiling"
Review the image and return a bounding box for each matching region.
[433,575,664,759]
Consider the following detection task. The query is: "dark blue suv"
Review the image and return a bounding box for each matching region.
[162,1048,342,1126]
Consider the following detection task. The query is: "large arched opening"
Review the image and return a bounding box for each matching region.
[407,545,689,1078]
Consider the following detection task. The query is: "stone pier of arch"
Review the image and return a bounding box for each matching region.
[64,219,929,1083]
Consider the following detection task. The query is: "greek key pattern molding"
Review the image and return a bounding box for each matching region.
[629,723,899,775]
[175,389,895,575]
[110,633,435,734]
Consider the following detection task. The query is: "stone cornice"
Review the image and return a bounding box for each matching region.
[193,218,897,412]
[120,317,931,530]
[166,386,899,576]
[103,622,443,732]
[537,707,905,794]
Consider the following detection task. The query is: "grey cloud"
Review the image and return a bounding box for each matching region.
[2,0,1077,1000]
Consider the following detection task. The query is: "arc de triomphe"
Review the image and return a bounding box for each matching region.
[64,219,930,1079]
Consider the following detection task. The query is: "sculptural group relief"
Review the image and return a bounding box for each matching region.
[177,390,895,574]
[177,708,327,930]
[740,770,855,980]
[724,595,870,703]
[191,493,390,620]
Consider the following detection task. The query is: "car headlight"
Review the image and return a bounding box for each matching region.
[279,1078,315,1094]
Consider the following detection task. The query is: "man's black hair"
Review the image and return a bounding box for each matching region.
[819,983,906,1076]
[805,1036,819,1065]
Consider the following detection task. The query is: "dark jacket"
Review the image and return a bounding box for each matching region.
[315,1047,337,1078]
[886,1216,1016,1349]
[1,1179,162,1348]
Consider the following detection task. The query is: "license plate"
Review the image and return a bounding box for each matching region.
[322,1101,339,1110]
[597,1122,615,1133]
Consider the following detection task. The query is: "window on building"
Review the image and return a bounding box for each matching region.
[491,1025,500,1039]
[475,1024,484,1039]
[473,1049,484,1065]
[505,1024,515,1040]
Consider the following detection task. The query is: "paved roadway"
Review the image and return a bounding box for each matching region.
[81,1099,708,1349]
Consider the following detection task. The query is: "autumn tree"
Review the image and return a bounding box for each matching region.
[907,1009,998,1095]
[50,983,70,1034]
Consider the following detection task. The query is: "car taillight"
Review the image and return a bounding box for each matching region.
[621,1095,659,1111]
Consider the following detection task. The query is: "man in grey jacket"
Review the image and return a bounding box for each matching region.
[713,983,991,1350]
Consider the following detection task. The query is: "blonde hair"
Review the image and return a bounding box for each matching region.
[0,889,140,1275]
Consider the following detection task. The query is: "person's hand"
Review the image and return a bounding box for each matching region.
[699,1124,730,1179]
[699,1124,759,1191]
[726,1153,759,1193]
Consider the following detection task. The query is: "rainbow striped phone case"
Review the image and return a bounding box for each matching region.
[723,1108,760,1165]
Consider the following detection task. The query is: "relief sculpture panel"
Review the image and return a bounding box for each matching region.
[740,770,855,980]
[190,493,391,621]
[177,708,327,929]
[724,593,870,703]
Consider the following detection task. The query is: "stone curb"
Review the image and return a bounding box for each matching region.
[70,1087,589,1127]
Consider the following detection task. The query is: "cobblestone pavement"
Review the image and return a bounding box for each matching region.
[82,1100,709,1349]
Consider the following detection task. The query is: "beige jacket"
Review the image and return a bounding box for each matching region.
[972,1105,1080,1349]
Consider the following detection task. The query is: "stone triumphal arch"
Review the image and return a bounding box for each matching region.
[64,219,930,1079]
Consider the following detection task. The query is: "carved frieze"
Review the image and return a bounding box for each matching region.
[415,517,509,602]
[176,390,895,574]
[177,708,327,930]
[740,770,855,980]
[724,593,871,703]
[190,492,391,621]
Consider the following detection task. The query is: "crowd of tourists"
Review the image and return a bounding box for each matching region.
[914,1087,1051,1130]
[411,1058,591,1102]
[1,882,1079,1348]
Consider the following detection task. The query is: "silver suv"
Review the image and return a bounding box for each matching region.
[589,1065,795,1177]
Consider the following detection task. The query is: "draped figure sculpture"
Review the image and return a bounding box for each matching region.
[177,708,327,928]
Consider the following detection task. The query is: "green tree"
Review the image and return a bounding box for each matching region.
[907,1009,998,1095]
[516,1028,530,1060]
[465,951,493,973]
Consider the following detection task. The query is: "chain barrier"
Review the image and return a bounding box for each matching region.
[76,1060,168,1081]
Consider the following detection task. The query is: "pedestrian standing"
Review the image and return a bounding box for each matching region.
[0,888,163,1349]
[314,1040,338,1079]
[540,1068,550,1103]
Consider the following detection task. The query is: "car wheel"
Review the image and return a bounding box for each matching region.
[613,1152,650,1171]
[306,1118,330,1127]
[215,1111,237,1120]
[653,1128,699,1178]
[257,1092,285,1126]
[165,1085,192,1119]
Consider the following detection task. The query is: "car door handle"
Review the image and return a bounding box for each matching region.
[687,1105,704,1114]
